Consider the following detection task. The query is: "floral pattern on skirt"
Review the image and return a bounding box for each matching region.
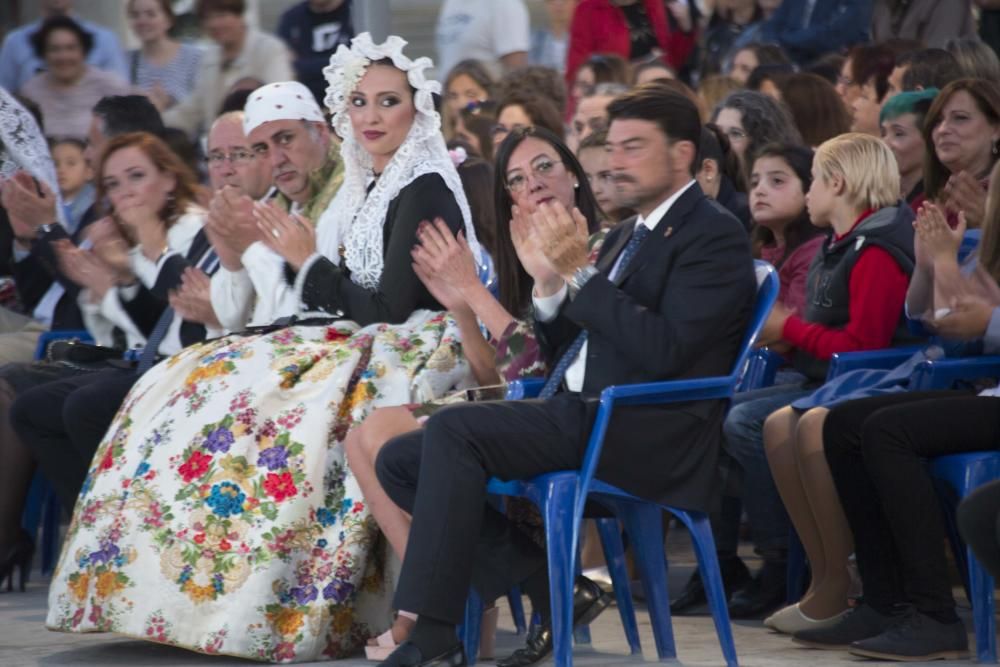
[46,311,473,663]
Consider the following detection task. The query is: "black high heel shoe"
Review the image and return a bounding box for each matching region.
[0,529,35,592]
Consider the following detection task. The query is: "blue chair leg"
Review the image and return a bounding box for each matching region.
[572,545,591,646]
[541,476,581,667]
[613,500,677,661]
[674,511,739,667]
[506,586,527,635]
[967,544,997,664]
[595,518,641,655]
[461,589,484,666]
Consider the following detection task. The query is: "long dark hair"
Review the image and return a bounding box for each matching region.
[923,78,1000,202]
[748,143,823,267]
[492,126,601,317]
[456,156,497,258]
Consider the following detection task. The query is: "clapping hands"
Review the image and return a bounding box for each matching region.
[411,218,476,314]
[0,171,57,242]
[206,186,258,270]
[942,171,986,229]
[915,201,965,265]
[510,200,591,296]
[254,201,316,271]
[169,267,222,329]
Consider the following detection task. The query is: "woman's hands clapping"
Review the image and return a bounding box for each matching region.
[915,201,965,264]
[55,240,117,301]
[411,218,476,314]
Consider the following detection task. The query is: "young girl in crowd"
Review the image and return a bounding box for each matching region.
[750,144,825,315]
[576,129,622,227]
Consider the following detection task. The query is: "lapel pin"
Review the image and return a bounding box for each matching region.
[663,226,674,238]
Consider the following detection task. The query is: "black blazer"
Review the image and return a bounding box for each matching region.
[119,228,217,348]
[535,182,756,511]
[12,204,99,331]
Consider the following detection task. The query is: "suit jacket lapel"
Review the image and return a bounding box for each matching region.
[613,183,705,286]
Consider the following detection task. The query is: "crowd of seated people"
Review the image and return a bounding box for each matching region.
[3,1,1000,666]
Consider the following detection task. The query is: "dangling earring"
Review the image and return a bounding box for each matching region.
[165,191,177,220]
[573,181,579,189]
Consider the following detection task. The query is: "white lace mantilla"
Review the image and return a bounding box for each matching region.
[319,33,481,290]
[0,86,65,224]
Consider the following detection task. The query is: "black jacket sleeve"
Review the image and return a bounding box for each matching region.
[296,173,464,326]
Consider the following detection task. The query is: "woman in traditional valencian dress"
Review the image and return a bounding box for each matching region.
[45,34,484,663]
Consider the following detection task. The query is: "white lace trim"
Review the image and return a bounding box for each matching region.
[319,33,481,291]
[0,86,65,225]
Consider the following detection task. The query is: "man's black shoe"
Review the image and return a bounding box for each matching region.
[848,607,969,661]
[496,576,612,667]
[377,641,467,667]
[792,602,896,649]
[669,556,750,615]
[728,559,786,619]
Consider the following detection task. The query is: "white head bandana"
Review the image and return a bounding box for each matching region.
[242,81,326,136]
[318,33,482,291]
[0,86,65,224]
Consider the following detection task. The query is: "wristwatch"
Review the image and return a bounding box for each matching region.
[36,221,61,237]
[569,265,599,297]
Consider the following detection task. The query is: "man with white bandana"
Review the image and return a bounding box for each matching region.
[208,80,343,329]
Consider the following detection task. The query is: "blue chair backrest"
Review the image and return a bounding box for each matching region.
[735,261,780,384]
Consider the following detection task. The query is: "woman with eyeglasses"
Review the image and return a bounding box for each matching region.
[712,89,802,166]
[345,125,603,660]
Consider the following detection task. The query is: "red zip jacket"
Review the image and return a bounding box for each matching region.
[565,0,696,90]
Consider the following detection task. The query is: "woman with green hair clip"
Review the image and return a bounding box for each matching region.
[879,87,938,211]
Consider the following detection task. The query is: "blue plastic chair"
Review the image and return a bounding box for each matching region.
[930,452,1000,664]
[465,261,779,667]
[20,329,94,576]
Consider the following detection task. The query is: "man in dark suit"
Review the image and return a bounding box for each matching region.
[372,86,756,667]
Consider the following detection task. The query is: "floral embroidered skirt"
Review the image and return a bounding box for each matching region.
[45,311,471,662]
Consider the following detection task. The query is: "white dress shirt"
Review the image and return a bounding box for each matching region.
[532,180,696,392]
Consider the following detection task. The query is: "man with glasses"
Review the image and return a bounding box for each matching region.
[208,80,343,329]
[205,111,272,200]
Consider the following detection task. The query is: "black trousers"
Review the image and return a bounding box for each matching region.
[375,395,593,624]
[11,367,138,512]
[958,479,1000,582]
[823,389,1000,615]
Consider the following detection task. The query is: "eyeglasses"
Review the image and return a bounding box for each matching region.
[505,158,564,193]
[206,149,255,166]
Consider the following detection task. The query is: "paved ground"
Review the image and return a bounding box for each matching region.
[0,527,988,667]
